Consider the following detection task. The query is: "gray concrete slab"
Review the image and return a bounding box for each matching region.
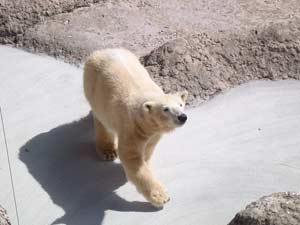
[0,108,15,225]
[0,46,300,225]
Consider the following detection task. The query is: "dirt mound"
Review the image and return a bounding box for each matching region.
[142,20,300,106]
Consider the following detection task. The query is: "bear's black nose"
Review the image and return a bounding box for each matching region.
[177,113,187,124]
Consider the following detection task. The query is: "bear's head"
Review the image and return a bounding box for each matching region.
[142,91,188,133]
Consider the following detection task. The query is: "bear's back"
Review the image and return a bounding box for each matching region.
[97,48,157,91]
[84,49,162,101]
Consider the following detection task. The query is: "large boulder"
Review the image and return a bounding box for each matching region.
[0,205,11,225]
[228,192,300,225]
[141,20,300,106]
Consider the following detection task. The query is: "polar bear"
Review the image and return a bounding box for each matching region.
[83,48,188,207]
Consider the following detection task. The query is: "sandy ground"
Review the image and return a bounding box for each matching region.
[0,46,300,225]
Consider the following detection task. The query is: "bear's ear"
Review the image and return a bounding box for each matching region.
[177,90,188,102]
[143,101,155,112]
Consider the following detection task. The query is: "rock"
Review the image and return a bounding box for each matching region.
[141,20,300,106]
[228,192,300,225]
[0,205,11,225]
[0,0,102,44]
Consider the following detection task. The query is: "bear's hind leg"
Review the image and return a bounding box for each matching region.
[93,116,117,161]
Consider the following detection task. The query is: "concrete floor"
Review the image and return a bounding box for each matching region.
[0,46,300,225]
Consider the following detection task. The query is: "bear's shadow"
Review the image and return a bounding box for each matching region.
[19,113,158,225]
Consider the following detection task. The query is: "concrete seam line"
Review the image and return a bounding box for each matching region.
[0,107,20,225]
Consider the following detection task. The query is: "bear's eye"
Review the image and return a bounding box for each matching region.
[180,104,183,107]
[163,107,170,112]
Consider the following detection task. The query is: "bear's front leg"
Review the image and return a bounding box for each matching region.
[118,137,170,208]
[144,134,162,163]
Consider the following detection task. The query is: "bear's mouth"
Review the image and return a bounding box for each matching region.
[174,119,185,126]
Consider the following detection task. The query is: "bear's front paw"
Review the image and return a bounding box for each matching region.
[144,183,170,208]
[102,150,117,161]
[96,148,118,161]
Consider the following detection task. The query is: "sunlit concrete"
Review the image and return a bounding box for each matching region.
[0,46,299,225]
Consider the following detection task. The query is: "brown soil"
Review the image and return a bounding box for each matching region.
[0,0,103,44]
[1,0,300,63]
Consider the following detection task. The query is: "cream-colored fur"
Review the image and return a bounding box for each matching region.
[83,48,188,207]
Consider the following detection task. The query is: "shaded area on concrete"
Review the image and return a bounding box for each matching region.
[19,114,157,225]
